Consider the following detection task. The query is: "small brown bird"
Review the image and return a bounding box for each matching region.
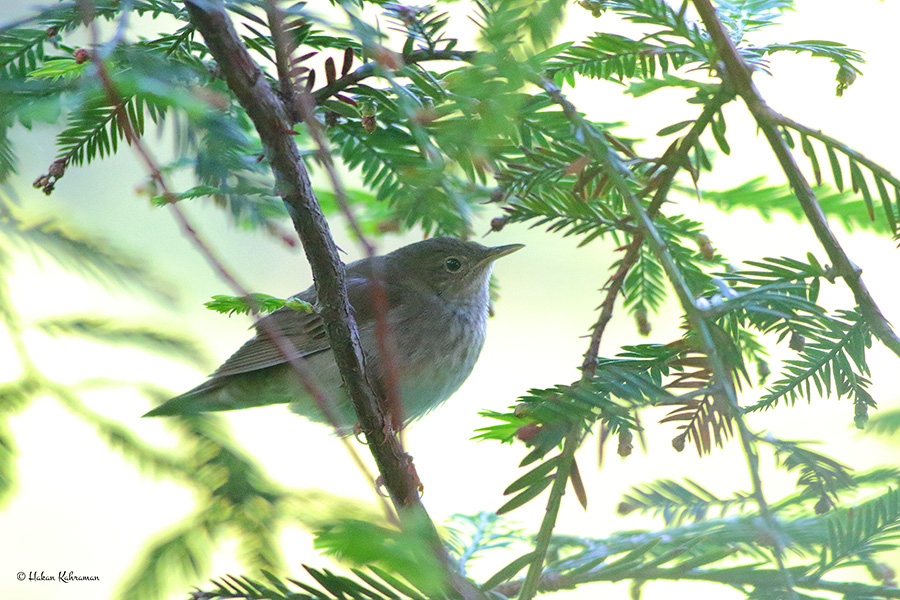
[144,237,523,433]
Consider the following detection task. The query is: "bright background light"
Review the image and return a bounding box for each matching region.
[1,1,898,599]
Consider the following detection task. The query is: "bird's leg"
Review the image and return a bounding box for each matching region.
[403,453,424,498]
[352,422,369,444]
[374,476,390,497]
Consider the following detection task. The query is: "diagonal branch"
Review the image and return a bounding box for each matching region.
[690,0,900,360]
[265,0,406,445]
[183,0,410,509]
[532,71,798,598]
[182,2,484,598]
[73,0,392,518]
[580,87,734,378]
[518,81,734,600]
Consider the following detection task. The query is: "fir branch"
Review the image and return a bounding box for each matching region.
[701,178,886,234]
[750,310,873,416]
[867,408,900,439]
[45,379,190,480]
[0,217,175,302]
[762,40,864,72]
[690,0,900,362]
[192,566,437,600]
[35,316,212,370]
[545,33,700,85]
[814,487,900,577]
[618,478,756,525]
[507,59,698,598]
[204,293,313,317]
[0,28,48,78]
[444,512,526,576]
[116,515,216,600]
[496,565,900,598]
[181,3,482,599]
[604,0,708,49]
[581,86,733,375]
[760,437,855,510]
[775,114,900,235]
[517,427,581,600]
[531,63,798,596]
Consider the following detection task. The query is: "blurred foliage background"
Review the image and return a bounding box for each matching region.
[2,1,900,599]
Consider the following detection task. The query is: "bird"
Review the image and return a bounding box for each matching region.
[143,237,523,433]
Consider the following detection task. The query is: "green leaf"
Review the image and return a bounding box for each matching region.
[204,293,314,316]
[826,145,843,191]
[782,127,794,148]
[503,456,559,495]
[700,177,888,234]
[26,57,87,81]
[817,487,900,575]
[314,520,445,597]
[874,175,897,232]
[656,120,693,137]
[849,160,875,221]
[710,110,730,155]
[481,551,535,590]
[497,476,553,515]
[800,134,821,185]
[866,407,900,438]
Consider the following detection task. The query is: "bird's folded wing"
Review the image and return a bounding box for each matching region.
[209,306,331,378]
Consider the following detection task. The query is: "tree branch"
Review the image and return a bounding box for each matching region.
[182,3,483,598]
[183,0,410,509]
[533,69,798,597]
[266,0,406,447]
[74,0,395,518]
[312,48,476,107]
[580,87,734,378]
[690,0,900,360]
[496,564,900,598]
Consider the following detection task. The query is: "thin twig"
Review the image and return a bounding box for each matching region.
[312,48,475,107]
[74,0,392,519]
[533,70,798,598]
[689,0,900,360]
[516,428,581,600]
[580,88,733,378]
[497,563,900,598]
[182,3,483,598]
[518,83,734,600]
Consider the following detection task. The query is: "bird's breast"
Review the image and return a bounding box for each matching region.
[382,298,488,422]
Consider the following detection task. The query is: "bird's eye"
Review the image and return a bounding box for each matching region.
[445,257,462,272]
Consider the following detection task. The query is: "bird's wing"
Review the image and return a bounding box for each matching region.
[208,276,378,379]
[209,307,329,378]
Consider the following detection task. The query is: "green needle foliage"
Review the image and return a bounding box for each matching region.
[2,0,900,599]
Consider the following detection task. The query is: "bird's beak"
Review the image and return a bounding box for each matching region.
[483,243,524,264]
